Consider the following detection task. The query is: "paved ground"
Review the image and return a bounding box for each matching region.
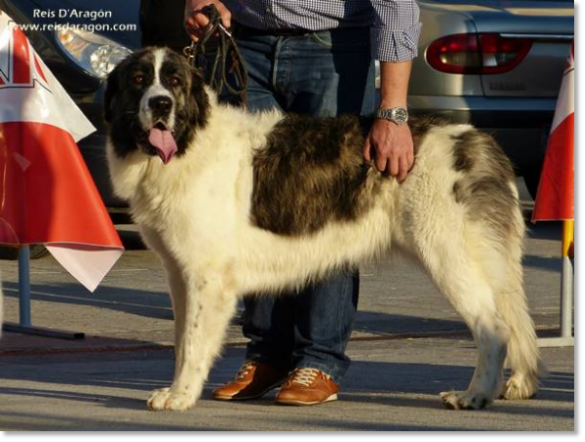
[0,181,575,431]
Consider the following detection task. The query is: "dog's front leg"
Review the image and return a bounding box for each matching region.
[147,274,237,412]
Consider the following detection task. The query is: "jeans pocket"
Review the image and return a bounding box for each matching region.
[309,31,333,48]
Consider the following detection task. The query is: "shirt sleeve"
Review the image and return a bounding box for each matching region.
[371,0,423,62]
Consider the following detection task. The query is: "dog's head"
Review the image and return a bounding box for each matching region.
[104,47,209,164]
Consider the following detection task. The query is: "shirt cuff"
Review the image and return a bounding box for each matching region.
[373,22,423,62]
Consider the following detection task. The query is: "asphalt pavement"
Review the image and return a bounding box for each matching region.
[0,180,575,431]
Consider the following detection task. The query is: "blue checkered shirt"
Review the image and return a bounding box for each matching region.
[223,0,422,62]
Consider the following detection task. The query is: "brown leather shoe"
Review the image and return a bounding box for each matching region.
[275,368,339,405]
[212,361,290,401]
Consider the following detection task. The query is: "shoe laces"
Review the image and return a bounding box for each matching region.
[235,361,256,380]
[290,368,322,387]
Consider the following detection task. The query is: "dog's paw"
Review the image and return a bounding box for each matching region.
[147,387,196,412]
[440,390,491,410]
[502,376,537,401]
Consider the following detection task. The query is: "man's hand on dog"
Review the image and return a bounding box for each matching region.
[367,60,416,183]
[184,0,231,41]
[364,120,414,183]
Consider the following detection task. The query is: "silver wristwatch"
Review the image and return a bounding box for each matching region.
[376,107,409,125]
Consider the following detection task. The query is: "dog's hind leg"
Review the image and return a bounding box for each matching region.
[491,209,541,401]
[414,233,510,410]
[498,288,541,400]
[497,278,541,401]
[147,271,237,411]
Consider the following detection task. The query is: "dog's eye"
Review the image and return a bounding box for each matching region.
[170,77,181,87]
[133,75,145,85]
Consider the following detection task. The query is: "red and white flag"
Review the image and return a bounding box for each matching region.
[0,13,124,291]
[532,40,574,222]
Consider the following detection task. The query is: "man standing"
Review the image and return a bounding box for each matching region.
[183,0,421,405]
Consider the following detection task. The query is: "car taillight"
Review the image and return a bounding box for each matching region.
[426,33,533,75]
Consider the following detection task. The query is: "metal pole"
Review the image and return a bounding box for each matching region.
[3,245,85,340]
[537,220,574,348]
[560,220,574,338]
[18,245,32,327]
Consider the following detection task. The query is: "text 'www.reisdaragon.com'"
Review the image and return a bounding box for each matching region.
[15,22,138,33]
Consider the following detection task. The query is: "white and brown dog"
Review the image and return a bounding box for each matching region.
[105,47,541,412]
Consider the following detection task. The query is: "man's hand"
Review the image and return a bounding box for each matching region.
[184,0,231,41]
[368,59,415,183]
[363,119,414,183]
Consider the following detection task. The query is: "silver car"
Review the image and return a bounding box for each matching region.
[393,0,574,198]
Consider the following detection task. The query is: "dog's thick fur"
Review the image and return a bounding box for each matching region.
[105,48,541,412]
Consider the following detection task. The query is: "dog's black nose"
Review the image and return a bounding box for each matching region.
[149,96,173,114]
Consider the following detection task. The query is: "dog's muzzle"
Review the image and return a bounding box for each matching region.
[147,96,178,165]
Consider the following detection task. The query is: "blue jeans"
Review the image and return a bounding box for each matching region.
[234,26,376,382]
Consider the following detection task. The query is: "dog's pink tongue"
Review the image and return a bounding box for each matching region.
[149,127,178,164]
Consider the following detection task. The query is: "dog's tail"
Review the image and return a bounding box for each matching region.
[493,205,543,400]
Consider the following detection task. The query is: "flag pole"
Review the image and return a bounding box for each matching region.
[560,220,574,338]
[533,39,574,349]
[538,220,574,348]
[2,245,85,340]
[18,245,32,327]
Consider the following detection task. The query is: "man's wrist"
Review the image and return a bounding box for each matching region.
[376,107,409,126]
[378,98,407,109]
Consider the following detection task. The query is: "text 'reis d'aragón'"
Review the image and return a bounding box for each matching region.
[33,9,113,21]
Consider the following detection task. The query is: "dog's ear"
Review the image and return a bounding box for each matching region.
[104,63,123,123]
[189,66,205,92]
[190,66,207,99]
[188,66,210,127]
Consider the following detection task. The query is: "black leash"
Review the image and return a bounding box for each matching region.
[183,4,248,106]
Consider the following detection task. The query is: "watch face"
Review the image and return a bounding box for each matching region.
[393,107,408,124]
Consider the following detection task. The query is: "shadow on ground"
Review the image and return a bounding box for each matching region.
[2,281,173,321]
[2,280,473,339]
[0,346,574,412]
